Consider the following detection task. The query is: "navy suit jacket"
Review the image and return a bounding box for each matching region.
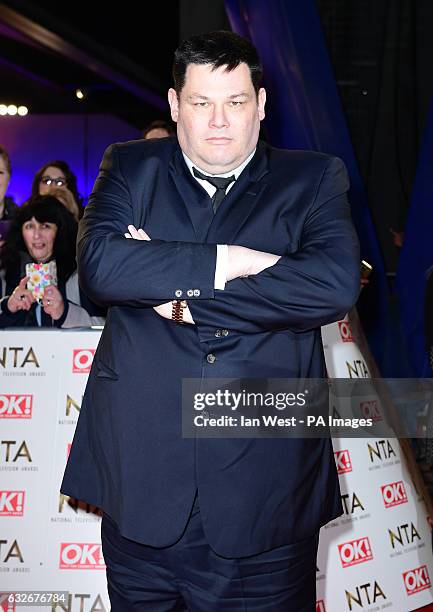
[61,137,360,557]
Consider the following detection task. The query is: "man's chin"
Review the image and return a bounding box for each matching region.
[199,151,241,173]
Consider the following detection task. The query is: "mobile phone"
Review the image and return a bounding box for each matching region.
[360,259,373,280]
[25,261,57,301]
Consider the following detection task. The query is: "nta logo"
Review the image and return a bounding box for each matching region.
[0,347,39,369]
[389,522,421,549]
[0,441,31,463]
[345,582,386,610]
[368,439,396,462]
[0,539,24,563]
[341,492,365,515]
[346,359,369,378]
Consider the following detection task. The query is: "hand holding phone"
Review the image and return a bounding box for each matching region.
[7,276,34,313]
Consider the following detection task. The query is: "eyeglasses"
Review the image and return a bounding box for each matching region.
[40,176,67,187]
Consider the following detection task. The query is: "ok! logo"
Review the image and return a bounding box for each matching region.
[359,399,382,422]
[338,321,353,342]
[0,491,25,516]
[0,594,16,612]
[403,565,431,595]
[59,543,105,570]
[381,481,408,508]
[338,537,373,568]
[0,395,32,419]
[334,449,352,474]
[72,349,95,373]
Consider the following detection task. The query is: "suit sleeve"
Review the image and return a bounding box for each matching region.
[188,157,360,338]
[77,144,217,307]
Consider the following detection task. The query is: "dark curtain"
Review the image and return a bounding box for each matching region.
[396,94,433,376]
[317,0,433,273]
[225,0,390,374]
[316,0,433,376]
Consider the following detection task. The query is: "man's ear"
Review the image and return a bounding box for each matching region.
[168,88,179,122]
[258,87,266,121]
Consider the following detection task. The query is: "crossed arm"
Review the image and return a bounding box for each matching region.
[124,224,281,324]
[78,145,360,335]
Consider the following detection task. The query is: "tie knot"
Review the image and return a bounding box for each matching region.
[192,167,236,192]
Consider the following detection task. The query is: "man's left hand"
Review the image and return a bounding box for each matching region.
[125,225,195,324]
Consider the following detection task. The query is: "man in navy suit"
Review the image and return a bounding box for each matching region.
[62,31,360,610]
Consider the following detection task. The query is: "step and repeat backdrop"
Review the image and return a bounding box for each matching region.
[0,323,432,611]
[319,316,433,611]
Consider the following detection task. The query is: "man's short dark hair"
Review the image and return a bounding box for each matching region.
[173,30,263,96]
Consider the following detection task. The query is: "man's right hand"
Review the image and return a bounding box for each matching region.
[227,245,280,282]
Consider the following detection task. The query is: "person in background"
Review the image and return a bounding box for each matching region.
[0,145,18,236]
[31,160,84,220]
[0,145,17,219]
[0,195,104,328]
[0,145,17,292]
[142,119,175,139]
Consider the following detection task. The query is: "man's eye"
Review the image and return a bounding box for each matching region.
[230,101,244,107]
[194,102,208,107]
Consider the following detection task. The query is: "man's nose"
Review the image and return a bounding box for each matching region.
[209,105,229,128]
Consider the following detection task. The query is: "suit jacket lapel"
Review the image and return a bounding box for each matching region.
[168,141,270,244]
[168,148,214,241]
[205,141,270,244]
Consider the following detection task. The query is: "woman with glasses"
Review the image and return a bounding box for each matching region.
[31,160,84,221]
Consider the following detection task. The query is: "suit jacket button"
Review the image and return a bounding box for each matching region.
[206,353,216,364]
[175,289,183,298]
[193,289,201,297]
[221,329,229,336]
[187,289,194,297]
[215,329,222,338]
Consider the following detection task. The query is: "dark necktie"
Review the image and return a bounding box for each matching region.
[192,167,236,213]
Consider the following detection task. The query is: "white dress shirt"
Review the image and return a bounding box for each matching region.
[182,150,256,290]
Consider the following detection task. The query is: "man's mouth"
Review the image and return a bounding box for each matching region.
[206,137,232,143]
